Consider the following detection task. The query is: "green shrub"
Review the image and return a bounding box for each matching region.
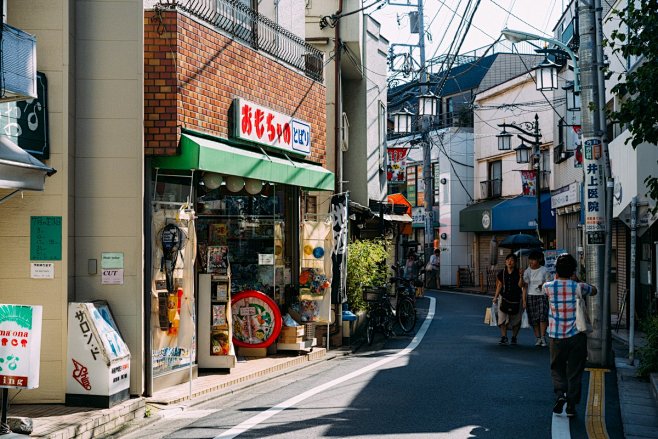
[346,239,390,312]
[638,314,658,379]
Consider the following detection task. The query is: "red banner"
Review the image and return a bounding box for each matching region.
[521,170,537,196]
[387,148,409,182]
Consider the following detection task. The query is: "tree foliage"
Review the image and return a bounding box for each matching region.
[605,0,658,208]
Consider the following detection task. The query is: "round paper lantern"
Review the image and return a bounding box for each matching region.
[313,247,325,259]
[303,245,313,256]
[244,178,262,195]
[226,175,245,193]
[202,172,223,190]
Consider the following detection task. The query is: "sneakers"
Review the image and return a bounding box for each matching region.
[535,337,542,346]
[540,336,548,347]
[499,336,509,345]
[510,336,518,345]
[553,395,566,414]
[566,403,576,417]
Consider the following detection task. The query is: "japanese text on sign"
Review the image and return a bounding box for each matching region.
[30,216,62,261]
[233,98,311,156]
[583,138,605,233]
[74,310,101,361]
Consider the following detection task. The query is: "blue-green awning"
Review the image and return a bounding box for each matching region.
[152,133,334,191]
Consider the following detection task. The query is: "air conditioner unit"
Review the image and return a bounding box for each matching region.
[1,24,37,103]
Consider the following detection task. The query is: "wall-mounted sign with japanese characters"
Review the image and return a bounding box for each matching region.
[387,147,409,183]
[583,137,606,237]
[66,302,130,407]
[0,304,42,389]
[233,98,311,156]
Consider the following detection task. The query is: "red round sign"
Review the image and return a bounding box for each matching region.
[231,290,282,348]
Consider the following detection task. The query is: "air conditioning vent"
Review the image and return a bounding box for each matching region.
[1,24,37,103]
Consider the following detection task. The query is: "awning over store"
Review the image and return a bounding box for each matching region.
[460,194,555,232]
[387,193,412,215]
[0,136,56,192]
[153,133,335,191]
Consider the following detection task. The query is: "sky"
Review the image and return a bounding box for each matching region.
[370,0,565,75]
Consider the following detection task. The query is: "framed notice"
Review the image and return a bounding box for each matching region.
[207,246,229,274]
[30,216,62,261]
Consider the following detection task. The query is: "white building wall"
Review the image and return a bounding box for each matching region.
[474,75,553,199]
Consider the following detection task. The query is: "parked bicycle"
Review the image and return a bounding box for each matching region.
[363,276,417,345]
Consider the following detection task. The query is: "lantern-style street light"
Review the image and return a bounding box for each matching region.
[392,107,414,134]
[563,81,581,112]
[496,128,512,151]
[535,55,559,91]
[497,113,544,234]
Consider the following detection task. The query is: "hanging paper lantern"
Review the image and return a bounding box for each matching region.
[313,247,325,259]
[225,175,245,192]
[244,178,262,195]
[202,172,223,190]
[303,245,313,256]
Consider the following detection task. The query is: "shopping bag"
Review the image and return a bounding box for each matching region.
[484,307,492,325]
[521,310,530,329]
[575,286,593,333]
[489,303,498,327]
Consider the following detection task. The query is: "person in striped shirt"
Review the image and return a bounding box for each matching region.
[543,253,597,417]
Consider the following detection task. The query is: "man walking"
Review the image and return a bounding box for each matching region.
[543,253,597,417]
[425,248,441,289]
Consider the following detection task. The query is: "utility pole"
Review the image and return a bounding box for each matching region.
[417,0,435,267]
[578,0,611,367]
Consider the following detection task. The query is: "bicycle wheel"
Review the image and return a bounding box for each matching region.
[397,298,417,333]
[366,317,375,345]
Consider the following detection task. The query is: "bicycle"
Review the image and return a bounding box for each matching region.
[388,275,417,333]
[363,278,417,345]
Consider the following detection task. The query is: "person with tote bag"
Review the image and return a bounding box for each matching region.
[542,253,597,417]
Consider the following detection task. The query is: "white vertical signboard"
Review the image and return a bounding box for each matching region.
[66,302,131,407]
[583,137,606,245]
[0,304,42,389]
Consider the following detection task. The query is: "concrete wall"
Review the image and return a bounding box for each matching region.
[74,0,145,396]
[3,0,72,404]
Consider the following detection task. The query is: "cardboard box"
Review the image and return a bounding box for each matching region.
[279,335,304,344]
[281,326,304,337]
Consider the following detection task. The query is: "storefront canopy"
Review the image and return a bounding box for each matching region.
[0,136,56,192]
[460,194,555,232]
[153,133,335,191]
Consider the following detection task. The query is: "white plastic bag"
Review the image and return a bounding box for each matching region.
[490,302,498,327]
[575,285,593,333]
[521,310,530,329]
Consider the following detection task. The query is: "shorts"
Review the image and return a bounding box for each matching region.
[497,297,522,327]
[527,295,549,325]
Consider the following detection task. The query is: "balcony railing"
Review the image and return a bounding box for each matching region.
[175,0,324,82]
[480,179,501,199]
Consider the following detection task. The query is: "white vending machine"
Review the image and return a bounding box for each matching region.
[66,301,131,408]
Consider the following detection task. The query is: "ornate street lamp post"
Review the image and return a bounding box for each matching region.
[498,114,543,235]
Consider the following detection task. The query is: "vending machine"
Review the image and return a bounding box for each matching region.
[198,273,236,368]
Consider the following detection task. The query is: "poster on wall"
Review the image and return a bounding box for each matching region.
[231,290,282,348]
[207,246,229,274]
[0,304,42,389]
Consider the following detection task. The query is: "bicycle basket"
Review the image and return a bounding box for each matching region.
[362,286,386,302]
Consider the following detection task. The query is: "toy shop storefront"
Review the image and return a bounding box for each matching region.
[148,126,335,391]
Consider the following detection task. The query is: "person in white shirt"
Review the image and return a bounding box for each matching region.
[425,248,441,289]
[522,251,552,346]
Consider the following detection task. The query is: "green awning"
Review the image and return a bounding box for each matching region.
[459,198,506,232]
[152,133,334,191]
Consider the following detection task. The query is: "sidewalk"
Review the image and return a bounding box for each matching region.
[6,347,343,438]
[612,329,658,439]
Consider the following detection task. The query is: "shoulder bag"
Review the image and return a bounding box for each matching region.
[575,284,593,333]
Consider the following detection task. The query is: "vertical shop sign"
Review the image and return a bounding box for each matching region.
[330,193,348,303]
[30,216,62,261]
[406,166,416,206]
[0,72,49,159]
[386,147,409,183]
[233,98,311,156]
[583,137,605,245]
[0,304,42,389]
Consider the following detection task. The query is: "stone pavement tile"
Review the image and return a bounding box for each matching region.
[624,424,658,438]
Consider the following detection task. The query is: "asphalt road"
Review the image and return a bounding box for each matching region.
[114,291,624,438]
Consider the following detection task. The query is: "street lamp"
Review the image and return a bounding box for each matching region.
[498,113,544,235]
[496,128,512,151]
[390,86,439,268]
[563,81,581,112]
[535,55,559,91]
[501,28,580,93]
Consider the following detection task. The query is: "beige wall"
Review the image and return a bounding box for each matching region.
[74,0,144,396]
[1,0,144,403]
[4,0,73,403]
